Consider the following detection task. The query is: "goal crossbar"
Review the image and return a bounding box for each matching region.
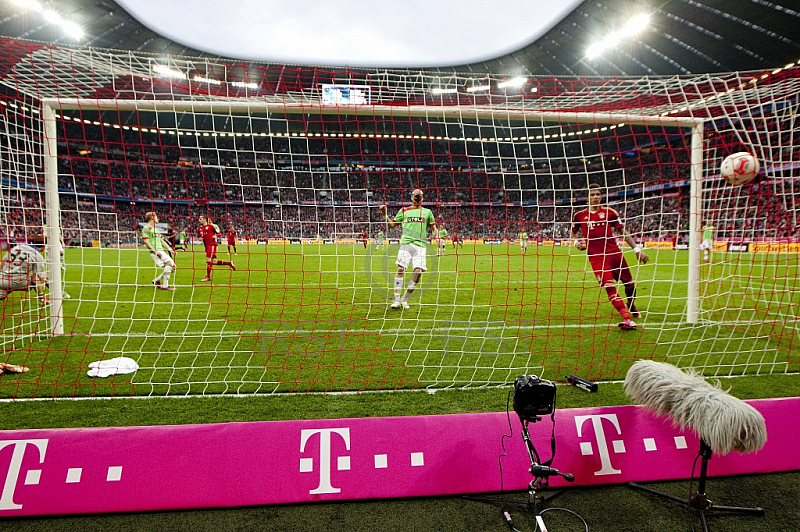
[42,98,704,128]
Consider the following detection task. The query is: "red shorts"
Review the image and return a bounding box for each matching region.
[588,252,633,286]
[205,245,217,260]
[227,239,235,245]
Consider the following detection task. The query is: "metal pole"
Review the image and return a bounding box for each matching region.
[687,122,704,324]
[42,104,63,335]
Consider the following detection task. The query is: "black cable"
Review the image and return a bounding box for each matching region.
[687,451,703,532]
[499,388,515,496]
[498,388,519,529]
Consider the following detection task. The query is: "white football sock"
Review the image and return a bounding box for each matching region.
[393,277,403,300]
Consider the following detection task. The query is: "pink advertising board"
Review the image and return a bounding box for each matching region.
[0,397,797,516]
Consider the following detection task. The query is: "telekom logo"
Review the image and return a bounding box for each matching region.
[0,439,48,511]
[299,428,351,494]
[574,414,625,476]
[298,427,426,496]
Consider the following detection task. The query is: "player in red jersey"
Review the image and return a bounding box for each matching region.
[198,215,235,282]
[669,232,678,251]
[570,184,649,330]
[361,230,368,249]
[226,225,238,255]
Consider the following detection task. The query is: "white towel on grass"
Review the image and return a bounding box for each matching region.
[87,357,139,378]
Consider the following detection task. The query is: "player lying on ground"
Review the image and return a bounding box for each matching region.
[379,188,438,310]
[0,239,49,305]
[571,183,649,331]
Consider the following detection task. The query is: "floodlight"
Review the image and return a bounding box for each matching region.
[586,13,651,59]
[497,77,527,89]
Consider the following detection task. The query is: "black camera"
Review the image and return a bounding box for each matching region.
[512,375,556,421]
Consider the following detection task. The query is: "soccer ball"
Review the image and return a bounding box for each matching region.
[720,151,760,185]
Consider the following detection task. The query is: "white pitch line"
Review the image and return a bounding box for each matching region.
[72,319,776,339]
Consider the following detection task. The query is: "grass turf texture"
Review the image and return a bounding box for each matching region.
[1,243,797,399]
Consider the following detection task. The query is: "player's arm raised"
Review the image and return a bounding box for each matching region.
[621,230,649,264]
[379,205,400,229]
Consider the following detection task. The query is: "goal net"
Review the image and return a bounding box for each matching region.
[0,38,797,399]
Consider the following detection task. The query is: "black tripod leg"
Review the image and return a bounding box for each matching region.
[699,510,709,532]
[710,504,765,516]
[629,481,690,506]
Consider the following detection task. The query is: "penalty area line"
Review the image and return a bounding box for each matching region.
[81,321,685,338]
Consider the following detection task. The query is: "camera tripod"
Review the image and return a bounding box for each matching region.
[468,416,574,532]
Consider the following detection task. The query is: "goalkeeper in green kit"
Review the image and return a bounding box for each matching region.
[379,189,438,310]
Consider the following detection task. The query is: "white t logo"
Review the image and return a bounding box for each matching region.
[574,414,624,476]
[299,428,350,494]
[0,439,48,510]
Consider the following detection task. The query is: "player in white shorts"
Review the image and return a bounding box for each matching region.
[379,189,438,310]
[0,241,49,304]
[141,212,177,290]
[700,223,714,262]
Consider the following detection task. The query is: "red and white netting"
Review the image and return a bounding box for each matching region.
[0,38,797,398]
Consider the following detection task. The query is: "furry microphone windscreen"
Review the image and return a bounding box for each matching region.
[624,360,767,455]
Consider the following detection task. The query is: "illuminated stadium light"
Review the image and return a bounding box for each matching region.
[231,81,260,89]
[193,75,222,85]
[153,65,187,80]
[586,13,651,60]
[466,84,491,92]
[497,77,527,89]
[430,88,458,94]
[10,0,84,39]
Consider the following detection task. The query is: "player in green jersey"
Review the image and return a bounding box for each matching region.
[379,189,438,310]
[700,223,714,262]
[437,226,448,256]
[175,229,188,251]
[374,230,385,250]
[519,230,529,254]
[142,212,176,290]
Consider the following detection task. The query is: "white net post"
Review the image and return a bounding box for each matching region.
[42,103,64,335]
[686,122,705,325]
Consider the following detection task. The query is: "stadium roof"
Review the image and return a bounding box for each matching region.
[0,0,798,76]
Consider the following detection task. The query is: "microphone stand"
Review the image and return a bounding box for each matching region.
[629,439,764,532]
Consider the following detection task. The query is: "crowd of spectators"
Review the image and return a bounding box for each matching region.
[7,182,796,246]
[2,126,796,245]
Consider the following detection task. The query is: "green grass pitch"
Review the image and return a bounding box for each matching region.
[1,243,797,399]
